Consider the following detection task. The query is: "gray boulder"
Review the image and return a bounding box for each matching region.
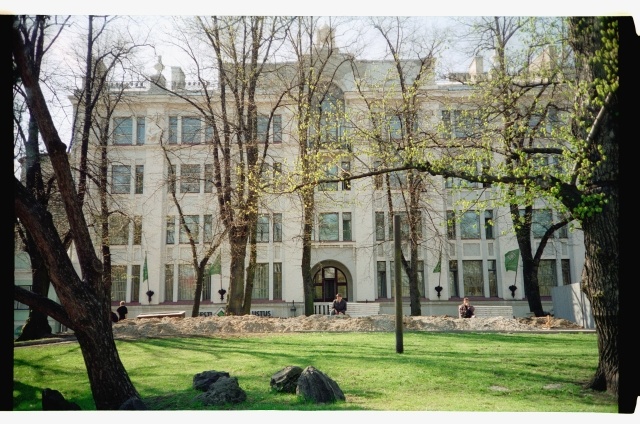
[193,370,230,391]
[119,397,148,410]
[41,388,81,410]
[194,376,247,406]
[270,365,303,393]
[296,366,345,403]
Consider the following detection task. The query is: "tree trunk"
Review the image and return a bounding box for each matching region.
[301,187,315,316]
[227,226,249,315]
[16,246,52,341]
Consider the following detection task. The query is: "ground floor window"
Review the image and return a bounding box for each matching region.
[313,266,348,302]
[488,260,497,297]
[449,260,459,297]
[111,265,127,302]
[253,263,269,299]
[462,260,484,296]
[538,259,557,296]
[273,263,282,300]
[131,264,140,302]
[164,264,174,302]
[377,261,387,298]
[178,264,196,301]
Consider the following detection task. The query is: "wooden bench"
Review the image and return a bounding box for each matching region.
[315,302,381,317]
[136,311,186,319]
[468,306,514,318]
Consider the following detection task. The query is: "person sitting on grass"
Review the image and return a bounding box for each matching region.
[332,293,347,315]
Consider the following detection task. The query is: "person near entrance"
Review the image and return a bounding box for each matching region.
[332,293,347,315]
[117,301,128,320]
[458,297,475,318]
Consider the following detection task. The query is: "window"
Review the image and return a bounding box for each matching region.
[179,215,199,244]
[273,115,282,143]
[257,215,270,242]
[341,161,351,190]
[449,260,459,297]
[252,263,269,299]
[133,216,142,245]
[168,116,178,144]
[484,210,494,239]
[342,212,352,241]
[114,117,133,145]
[488,260,497,297]
[441,109,479,139]
[257,115,269,143]
[166,216,175,244]
[273,213,282,242]
[389,212,409,241]
[389,261,410,297]
[558,222,568,239]
[460,211,480,239]
[109,215,129,245]
[561,259,571,285]
[204,215,213,244]
[257,115,281,144]
[205,123,214,143]
[388,115,403,141]
[182,117,201,144]
[180,164,201,193]
[318,213,339,241]
[532,209,552,239]
[375,212,385,241]
[388,170,407,190]
[538,259,557,296]
[111,265,127,301]
[136,117,145,145]
[373,160,383,190]
[377,261,387,298]
[462,260,484,296]
[273,263,282,300]
[164,264,174,302]
[204,164,213,193]
[446,210,456,239]
[131,264,140,302]
[168,165,176,193]
[135,165,144,194]
[178,264,196,301]
[112,165,131,194]
[319,165,339,191]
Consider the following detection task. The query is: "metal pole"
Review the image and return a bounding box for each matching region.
[394,214,404,353]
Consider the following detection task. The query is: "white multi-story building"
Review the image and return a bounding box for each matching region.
[14,41,585,334]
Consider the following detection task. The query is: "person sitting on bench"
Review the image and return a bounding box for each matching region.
[332,293,347,315]
[458,297,475,318]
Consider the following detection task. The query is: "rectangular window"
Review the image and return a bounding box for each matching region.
[461,211,480,239]
[180,164,201,193]
[112,165,131,194]
[441,110,452,138]
[179,215,200,244]
[111,265,127,302]
[373,160,383,190]
[114,117,133,145]
[484,210,494,239]
[252,263,269,300]
[204,215,213,244]
[273,263,282,300]
[558,222,568,238]
[533,209,552,239]
[109,215,129,245]
[318,213,339,241]
[168,116,178,144]
[389,170,407,189]
[205,122,214,143]
[375,212,385,241]
[377,261,387,298]
[319,165,339,191]
[166,216,175,244]
[168,165,176,193]
[561,259,571,285]
[257,214,270,243]
[204,164,213,193]
[449,260,459,297]
[462,260,484,296]
[342,212,352,241]
[131,264,140,302]
[164,264,174,302]
[257,115,269,143]
[488,260,497,297]
[135,165,144,194]
[341,161,351,191]
[136,117,145,145]
[178,264,196,301]
[273,213,282,242]
[539,259,557,296]
[273,115,282,143]
[133,216,142,245]
[390,261,411,297]
[388,115,403,141]
[182,117,201,144]
[447,210,456,239]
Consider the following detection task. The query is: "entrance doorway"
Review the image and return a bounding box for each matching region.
[313,266,348,302]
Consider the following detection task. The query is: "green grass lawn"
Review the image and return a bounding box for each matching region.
[13,331,616,412]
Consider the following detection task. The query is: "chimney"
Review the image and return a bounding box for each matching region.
[171,67,185,90]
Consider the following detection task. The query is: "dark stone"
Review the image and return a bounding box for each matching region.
[270,366,303,393]
[41,388,81,410]
[194,376,247,406]
[119,397,148,410]
[296,366,345,403]
[193,370,231,391]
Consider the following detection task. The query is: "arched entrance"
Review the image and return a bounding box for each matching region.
[313,265,348,302]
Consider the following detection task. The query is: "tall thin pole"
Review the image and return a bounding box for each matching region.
[394,214,404,353]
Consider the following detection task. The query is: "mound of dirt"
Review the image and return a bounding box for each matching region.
[110,314,585,340]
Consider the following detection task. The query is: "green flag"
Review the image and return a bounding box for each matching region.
[209,254,221,275]
[433,257,441,273]
[143,253,149,283]
[504,249,520,272]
